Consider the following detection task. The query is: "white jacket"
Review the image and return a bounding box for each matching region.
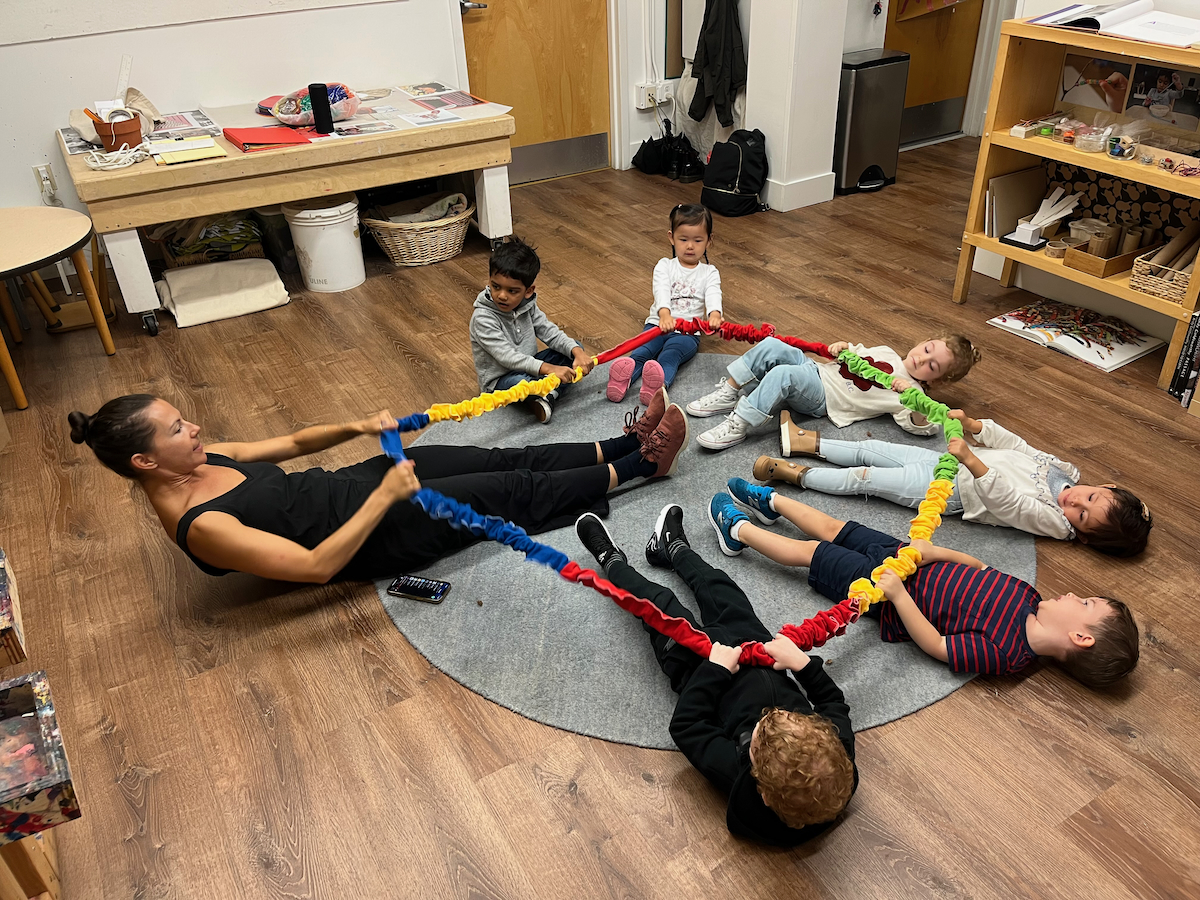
[816,344,940,436]
[955,419,1078,539]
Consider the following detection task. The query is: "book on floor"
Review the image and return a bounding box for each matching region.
[986,299,1165,373]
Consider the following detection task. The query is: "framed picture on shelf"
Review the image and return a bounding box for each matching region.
[1059,54,1133,115]
[1126,63,1200,132]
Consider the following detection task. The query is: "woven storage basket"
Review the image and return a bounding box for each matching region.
[1130,247,1190,304]
[362,204,475,267]
[161,242,266,269]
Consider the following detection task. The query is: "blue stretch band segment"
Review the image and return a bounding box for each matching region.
[380,427,570,572]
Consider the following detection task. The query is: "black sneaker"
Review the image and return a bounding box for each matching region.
[646,503,688,568]
[575,513,626,571]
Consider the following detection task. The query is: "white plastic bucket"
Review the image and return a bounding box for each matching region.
[281,193,365,292]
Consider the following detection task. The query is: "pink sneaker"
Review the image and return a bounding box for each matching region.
[607,357,635,402]
[639,360,665,406]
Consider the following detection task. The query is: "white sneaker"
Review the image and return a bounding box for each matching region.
[686,380,740,417]
[697,413,751,450]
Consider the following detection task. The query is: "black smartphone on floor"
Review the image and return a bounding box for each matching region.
[387,575,451,604]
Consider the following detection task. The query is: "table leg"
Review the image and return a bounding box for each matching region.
[0,283,21,345]
[71,250,116,356]
[20,276,60,327]
[474,165,513,239]
[29,273,60,314]
[0,327,28,410]
[92,235,114,318]
[103,229,160,315]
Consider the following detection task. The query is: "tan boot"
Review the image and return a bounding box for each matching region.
[753,456,809,486]
[780,411,821,458]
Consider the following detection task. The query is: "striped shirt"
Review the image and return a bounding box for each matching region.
[879,562,1040,675]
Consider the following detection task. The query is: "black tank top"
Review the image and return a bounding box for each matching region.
[175,454,387,576]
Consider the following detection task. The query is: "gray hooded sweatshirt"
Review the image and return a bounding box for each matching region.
[469,287,582,392]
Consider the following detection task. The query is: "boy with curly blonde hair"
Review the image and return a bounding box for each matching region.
[575,504,857,844]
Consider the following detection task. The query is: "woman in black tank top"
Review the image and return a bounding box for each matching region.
[67,393,689,583]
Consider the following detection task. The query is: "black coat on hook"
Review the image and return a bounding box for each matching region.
[689,0,747,128]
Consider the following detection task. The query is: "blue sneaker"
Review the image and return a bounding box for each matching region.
[708,493,749,556]
[727,477,779,526]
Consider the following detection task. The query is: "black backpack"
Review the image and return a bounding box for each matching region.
[701,129,768,216]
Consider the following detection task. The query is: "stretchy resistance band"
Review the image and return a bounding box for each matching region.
[381,320,962,665]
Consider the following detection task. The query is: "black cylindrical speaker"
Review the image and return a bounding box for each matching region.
[309,83,334,134]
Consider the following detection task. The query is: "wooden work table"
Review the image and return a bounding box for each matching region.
[58,114,515,332]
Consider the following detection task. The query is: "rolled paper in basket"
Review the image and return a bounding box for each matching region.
[1121,228,1142,255]
[1162,238,1200,282]
[1045,240,1070,259]
[1149,222,1200,274]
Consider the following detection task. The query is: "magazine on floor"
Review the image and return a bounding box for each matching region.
[986,299,1165,372]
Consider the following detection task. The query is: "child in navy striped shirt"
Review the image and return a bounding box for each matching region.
[707,488,1140,688]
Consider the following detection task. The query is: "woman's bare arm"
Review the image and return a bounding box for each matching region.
[184,461,418,583]
[208,410,398,464]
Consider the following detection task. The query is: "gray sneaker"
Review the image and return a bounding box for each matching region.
[696,413,751,450]
[686,380,740,417]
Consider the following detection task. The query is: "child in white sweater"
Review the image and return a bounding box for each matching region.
[752,410,1152,556]
[688,335,980,451]
[608,204,724,406]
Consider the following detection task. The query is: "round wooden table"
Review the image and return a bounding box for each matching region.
[0,207,117,410]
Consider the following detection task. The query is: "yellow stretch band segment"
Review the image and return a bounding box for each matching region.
[426,367,585,423]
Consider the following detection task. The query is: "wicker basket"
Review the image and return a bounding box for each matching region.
[361,204,475,267]
[1130,247,1190,304]
[161,242,266,269]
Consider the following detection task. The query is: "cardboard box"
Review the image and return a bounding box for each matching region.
[0,552,26,668]
[0,672,80,844]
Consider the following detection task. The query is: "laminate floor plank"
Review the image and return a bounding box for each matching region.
[0,138,1197,898]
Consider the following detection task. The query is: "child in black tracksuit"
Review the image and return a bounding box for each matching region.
[576,506,858,846]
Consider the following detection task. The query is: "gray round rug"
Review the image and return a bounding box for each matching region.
[375,354,1036,748]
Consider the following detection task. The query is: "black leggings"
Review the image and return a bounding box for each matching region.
[604,548,772,693]
[336,442,611,581]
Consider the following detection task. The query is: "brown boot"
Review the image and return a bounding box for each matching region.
[753,456,809,486]
[780,411,821,458]
[641,404,689,478]
[624,387,669,445]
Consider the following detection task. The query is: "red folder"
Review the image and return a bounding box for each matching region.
[223,127,311,152]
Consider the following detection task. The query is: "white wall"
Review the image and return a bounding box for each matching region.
[1,0,468,210]
[3,0,398,46]
[744,0,848,211]
[844,0,888,52]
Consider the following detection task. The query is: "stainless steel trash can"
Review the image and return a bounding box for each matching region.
[834,49,911,195]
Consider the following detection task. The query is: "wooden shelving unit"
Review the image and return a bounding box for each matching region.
[953,19,1200,416]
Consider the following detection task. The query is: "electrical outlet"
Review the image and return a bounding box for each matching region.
[635,82,656,110]
[32,164,56,193]
[656,82,673,104]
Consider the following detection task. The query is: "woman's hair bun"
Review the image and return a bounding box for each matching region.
[67,411,91,444]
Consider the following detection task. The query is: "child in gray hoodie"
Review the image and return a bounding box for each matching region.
[469,238,594,424]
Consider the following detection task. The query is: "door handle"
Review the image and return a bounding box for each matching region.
[460,1,487,12]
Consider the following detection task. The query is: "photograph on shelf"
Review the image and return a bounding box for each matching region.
[1059,54,1133,115]
[1125,63,1200,132]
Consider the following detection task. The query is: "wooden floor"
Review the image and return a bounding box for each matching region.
[2,139,1199,900]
